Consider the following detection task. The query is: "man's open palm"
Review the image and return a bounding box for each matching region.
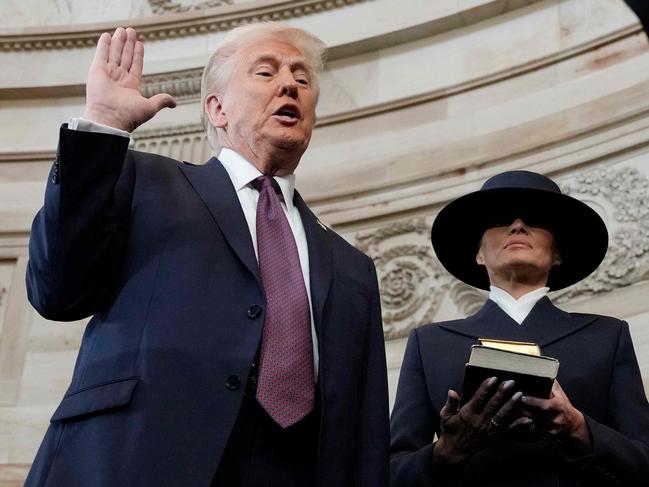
[84,27,176,132]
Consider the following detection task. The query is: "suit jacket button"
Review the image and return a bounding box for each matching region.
[247,304,262,319]
[51,156,60,184]
[226,375,241,390]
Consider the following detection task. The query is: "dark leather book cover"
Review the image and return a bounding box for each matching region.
[460,365,555,406]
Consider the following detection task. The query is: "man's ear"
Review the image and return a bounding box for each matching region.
[205,94,227,129]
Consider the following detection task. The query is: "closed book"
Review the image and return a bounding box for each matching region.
[460,345,559,405]
[478,338,541,356]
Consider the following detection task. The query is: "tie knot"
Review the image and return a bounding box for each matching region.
[251,176,283,200]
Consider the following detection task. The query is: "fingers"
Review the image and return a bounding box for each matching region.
[149,93,177,113]
[93,32,111,65]
[130,40,145,79]
[492,390,523,423]
[439,390,460,429]
[481,380,515,418]
[465,376,498,414]
[507,416,535,434]
[442,389,461,415]
[120,27,138,72]
[520,394,551,411]
[108,27,127,66]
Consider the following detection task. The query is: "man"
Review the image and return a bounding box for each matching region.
[25,24,389,486]
[390,170,649,486]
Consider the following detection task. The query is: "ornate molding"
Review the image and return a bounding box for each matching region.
[133,123,204,141]
[149,0,233,15]
[352,166,649,340]
[131,123,212,162]
[449,282,487,317]
[142,68,203,102]
[554,166,649,303]
[114,23,649,109]
[355,218,451,340]
[0,0,370,52]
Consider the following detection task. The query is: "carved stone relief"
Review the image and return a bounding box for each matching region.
[355,165,649,340]
[449,281,487,317]
[142,69,203,102]
[149,0,233,14]
[133,123,211,163]
[355,218,452,340]
[553,166,649,303]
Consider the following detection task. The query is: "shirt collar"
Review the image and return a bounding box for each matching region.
[218,148,296,211]
[488,286,550,325]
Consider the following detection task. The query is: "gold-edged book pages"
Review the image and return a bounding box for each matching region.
[478,338,541,356]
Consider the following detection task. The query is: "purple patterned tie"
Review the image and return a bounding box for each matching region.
[252,175,314,429]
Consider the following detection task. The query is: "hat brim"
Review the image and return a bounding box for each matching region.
[431,187,608,291]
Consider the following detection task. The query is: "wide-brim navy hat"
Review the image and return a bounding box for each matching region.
[431,170,609,291]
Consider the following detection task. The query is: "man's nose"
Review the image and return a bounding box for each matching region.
[277,68,299,98]
[281,83,298,99]
[508,218,528,234]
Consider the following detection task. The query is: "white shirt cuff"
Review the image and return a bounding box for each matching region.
[68,117,131,139]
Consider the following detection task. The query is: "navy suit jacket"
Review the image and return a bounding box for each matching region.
[25,126,389,487]
[390,297,649,486]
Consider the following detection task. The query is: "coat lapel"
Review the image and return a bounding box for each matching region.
[518,296,598,349]
[179,158,261,287]
[439,297,598,350]
[439,300,530,342]
[294,190,332,336]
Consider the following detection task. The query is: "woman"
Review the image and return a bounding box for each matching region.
[390,170,649,486]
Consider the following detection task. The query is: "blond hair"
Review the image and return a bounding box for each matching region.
[200,23,327,153]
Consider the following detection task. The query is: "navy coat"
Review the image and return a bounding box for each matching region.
[25,126,389,487]
[390,297,649,486]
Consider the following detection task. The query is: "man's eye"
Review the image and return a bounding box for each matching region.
[257,71,272,77]
[296,79,309,86]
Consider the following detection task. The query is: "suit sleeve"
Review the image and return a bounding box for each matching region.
[26,125,134,322]
[578,321,649,485]
[391,328,458,487]
[356,257,390,487]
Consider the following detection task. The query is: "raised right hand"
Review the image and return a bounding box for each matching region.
[83,27,176,132]
[432,377,525,466]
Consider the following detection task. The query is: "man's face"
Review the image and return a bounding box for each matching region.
[476,218,559,284]
[210,38,317,170]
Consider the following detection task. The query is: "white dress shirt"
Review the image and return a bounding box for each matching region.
[488,286,550,325]
[217,148,318,377]
[68,118,319,377]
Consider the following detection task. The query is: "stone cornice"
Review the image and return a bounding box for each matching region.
[0,0,368,52]
[141,68,203,102]
[1,21,643,111]
[0,151,54,163]
[134,123,204,140]
[137,24,646,123]
[4,100,649,241]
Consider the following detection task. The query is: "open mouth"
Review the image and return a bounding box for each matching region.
[273,104,301,122]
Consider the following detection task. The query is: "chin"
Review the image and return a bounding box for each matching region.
[269,132,309,151]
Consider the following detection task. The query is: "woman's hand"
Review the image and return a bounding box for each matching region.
[433,377,524,465]
[520,380,591,451]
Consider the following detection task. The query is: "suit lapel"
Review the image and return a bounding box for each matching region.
[439,300,530,342]
[179,158,261,287]
[518,297,598,349]
[294,190,332,336]
[439,297,598,350]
